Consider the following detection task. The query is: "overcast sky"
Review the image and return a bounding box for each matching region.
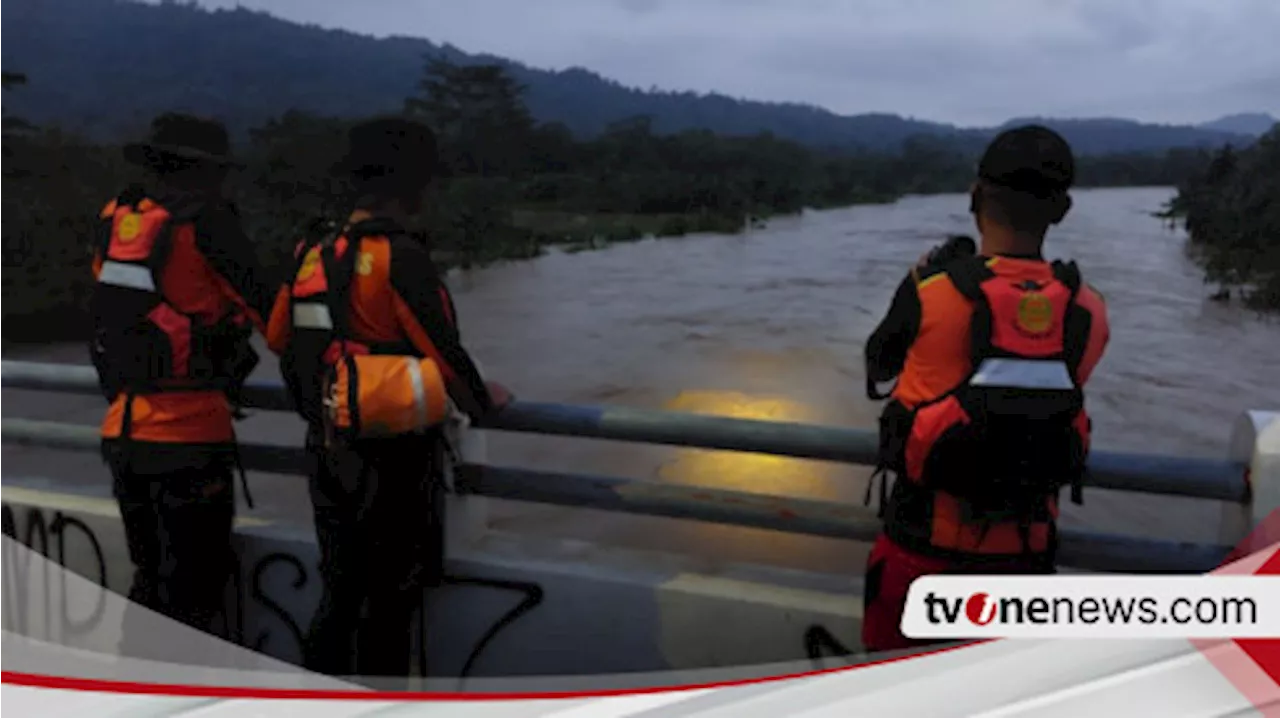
[200,0,1280,127]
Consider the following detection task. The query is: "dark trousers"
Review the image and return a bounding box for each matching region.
[303,428,446,678]
[861,533,1054,653]
[106,441,236,662]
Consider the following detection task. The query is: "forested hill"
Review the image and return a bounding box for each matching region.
[1,0,1259,153]
[1197,113,1279,137]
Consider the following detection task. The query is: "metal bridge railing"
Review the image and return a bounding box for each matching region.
[0,359,1248,574]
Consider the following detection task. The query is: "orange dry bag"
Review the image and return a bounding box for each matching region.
[324,354,449,440]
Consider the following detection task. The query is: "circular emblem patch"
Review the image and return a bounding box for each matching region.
[1016,293,1054,334]
[297,246,322,282]
[127,396,152,421]
[117,213,143,243]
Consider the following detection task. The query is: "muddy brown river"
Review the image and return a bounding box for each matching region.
[5,187,1278,574]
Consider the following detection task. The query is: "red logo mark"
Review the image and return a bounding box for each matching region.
[966,592,997,625]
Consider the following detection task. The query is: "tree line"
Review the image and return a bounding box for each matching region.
[0,58,1244,343]
[1162,125,1280,311]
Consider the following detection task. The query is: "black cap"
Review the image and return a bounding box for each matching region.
[123,113,240,169]
[977,125,1075,198]
[333,116,440,183]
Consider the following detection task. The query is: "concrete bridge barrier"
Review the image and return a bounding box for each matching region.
[4,360,1278,678]
[2,482,862,677]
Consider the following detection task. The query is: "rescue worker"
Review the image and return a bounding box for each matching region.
[90,113,271,649]
[266,116,513,678]
[861,125,1110,653]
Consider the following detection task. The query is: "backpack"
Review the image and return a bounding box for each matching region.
[89,195,248,403]
[873,256,1092,547]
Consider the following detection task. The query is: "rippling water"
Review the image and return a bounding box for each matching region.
[451,187,1280,567]
[6,187,1278,574]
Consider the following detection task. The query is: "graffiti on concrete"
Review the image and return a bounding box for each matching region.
[0,502,546,678]
[2,500,869,678]
[2,504,109,642]
[804,624,854,664]
[0,502,317,660]
[249,552,310,656]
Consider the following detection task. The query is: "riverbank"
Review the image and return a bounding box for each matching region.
[447,192,905,268]
[1161,126,1280,311]
[515,208,747,246]
[474,176,1180,270]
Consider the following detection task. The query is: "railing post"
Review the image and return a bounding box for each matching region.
[447,353,495,549]
[445,417,490,549]
[1221,410,1280,555]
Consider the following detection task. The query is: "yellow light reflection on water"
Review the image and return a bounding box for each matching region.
[656,390,842,500]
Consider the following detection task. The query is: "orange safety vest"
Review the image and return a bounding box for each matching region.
[90,196,253,444]
[875,255,1105,559]
[275,224,449,443]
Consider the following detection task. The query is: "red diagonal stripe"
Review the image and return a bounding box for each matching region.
[1197,509,1280,712]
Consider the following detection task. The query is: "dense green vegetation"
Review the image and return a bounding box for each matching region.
[233,58,924,269]
[4,0,1262,153]
[1163,126,1280,310]
[2,72,136,340]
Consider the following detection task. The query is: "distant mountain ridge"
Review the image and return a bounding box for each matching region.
[1197,113,1278,137]
[0,0,1259,154]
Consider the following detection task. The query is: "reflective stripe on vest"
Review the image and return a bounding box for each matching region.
[970,358,1074,390]
[293,302,333,330]
[97,261,156,292]
[405,356,429,428]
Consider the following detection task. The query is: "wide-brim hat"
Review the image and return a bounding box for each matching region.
[332,116,443,181]
[123,112,242,169]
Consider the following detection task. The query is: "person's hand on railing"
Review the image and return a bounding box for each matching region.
[486,381,514,412]
[865,375,896,401]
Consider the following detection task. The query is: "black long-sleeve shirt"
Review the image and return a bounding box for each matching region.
[865,270,922,390]
[386,231,495,419]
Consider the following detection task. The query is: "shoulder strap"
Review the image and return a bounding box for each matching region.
[320,229,361,342]
[145,220,177,290]
[102,195,175,293]
[1052,260,1089,378]
[97,189,145,255]
[946,257,997,366]
[287,221,333,284]
[945,256,995,303]
[144,198,191,294]
[1051,259,1082,297]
